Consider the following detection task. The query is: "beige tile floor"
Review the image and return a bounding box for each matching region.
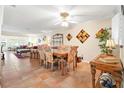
[1,52,100,88]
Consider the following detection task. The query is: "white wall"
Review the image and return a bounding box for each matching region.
[0,6,4,54]
[56,19,111,62]
[0,6,4,38]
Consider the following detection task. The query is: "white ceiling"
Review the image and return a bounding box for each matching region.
[1,5,119,36]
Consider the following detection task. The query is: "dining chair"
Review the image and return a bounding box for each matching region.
[57,46,78,75]
[59,58,67,75]
[38,49,46,66]
[72,46,79,69]
[38,45,47,67]
[67,46,78,71]
[45,52,58,71]
[42,45,58,70]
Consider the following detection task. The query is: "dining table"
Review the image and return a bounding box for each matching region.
[53,50,68,58]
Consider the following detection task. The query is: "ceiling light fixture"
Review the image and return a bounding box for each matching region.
[55,10,77,27]
[60,12,70,27]
[60,12,69,18]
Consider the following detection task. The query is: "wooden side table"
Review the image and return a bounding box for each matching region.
[90,54,123,88]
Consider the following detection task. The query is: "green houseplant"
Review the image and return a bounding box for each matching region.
[96,28,111,54]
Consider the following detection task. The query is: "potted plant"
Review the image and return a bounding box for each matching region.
[96,28,111,55]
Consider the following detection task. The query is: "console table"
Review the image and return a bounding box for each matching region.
[90,54,123,88]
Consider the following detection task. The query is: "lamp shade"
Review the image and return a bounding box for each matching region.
[106,39,116,48]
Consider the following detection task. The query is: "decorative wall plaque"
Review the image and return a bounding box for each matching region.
[76,29,90,43]
[66,33,72,41]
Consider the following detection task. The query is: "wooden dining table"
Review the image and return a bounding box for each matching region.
[53,50,68,58]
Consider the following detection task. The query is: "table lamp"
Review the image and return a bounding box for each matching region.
[106,39,116,55]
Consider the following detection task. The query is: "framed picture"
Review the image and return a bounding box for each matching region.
[76,29,90,43]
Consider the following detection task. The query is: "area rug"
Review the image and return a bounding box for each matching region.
[14,53,28,58]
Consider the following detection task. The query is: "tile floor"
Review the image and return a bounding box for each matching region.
[1,52,100,88]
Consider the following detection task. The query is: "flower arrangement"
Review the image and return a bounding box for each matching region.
[96,28,111,54]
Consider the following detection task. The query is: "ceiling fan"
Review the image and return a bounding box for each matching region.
[53,5,115,27]
[54,11,78,27]
[54,10,101,27]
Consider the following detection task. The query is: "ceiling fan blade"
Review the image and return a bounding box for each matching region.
[68,20,78,24]
[54,21,61,25]
[70,15,103,21]
[70,14,101,17]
